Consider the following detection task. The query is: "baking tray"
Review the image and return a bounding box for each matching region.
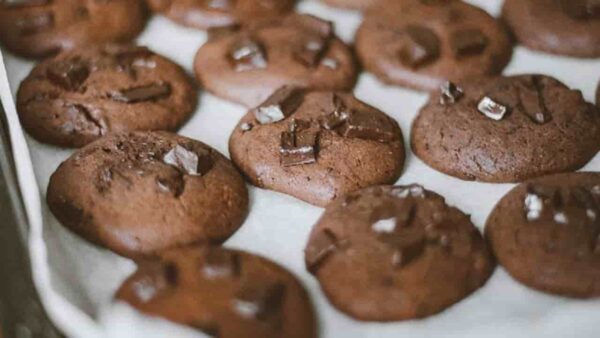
[1,1,599,337]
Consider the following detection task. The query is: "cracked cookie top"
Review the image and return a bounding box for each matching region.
[411,74,600,183]
[17,44,197,148]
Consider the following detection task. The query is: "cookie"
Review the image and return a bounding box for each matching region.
[321,0,381,10]
[46,132,248,259]
[355,0,512,91]
[116,246,317,338]
[304,185,494,321]
[486,172,600,298]
[411,75,600,183]
[146,0,296,30]
[0,0,147,58]
[194,14,357,108]
[502,0,600,58]
[229,89,405,207]
[17,44,197,148]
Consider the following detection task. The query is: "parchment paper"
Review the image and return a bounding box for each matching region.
[1,1,600,337]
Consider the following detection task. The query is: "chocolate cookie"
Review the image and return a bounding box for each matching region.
[47,132,248,259]
[305,185,494,321]
[146,0,296,30]
[17,44,196,148]
[355,0,512,91]
[0,0,147,58]
[486,172,600,298]
[502,0,600,58]
[411,75,600,183]
[229,89,405,207]
[194,14,357,107]
[321,0,381,10]
[116,246,317,338]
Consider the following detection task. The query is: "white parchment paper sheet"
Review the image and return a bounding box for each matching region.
[1,1,600,337]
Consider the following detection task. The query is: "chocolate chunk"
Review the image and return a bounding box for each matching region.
[254,87,304,124]
[451,29,489,57]
[398,25,440,68]
[47,59,90,91]
[156,170,185,197]
[0,0,49,8]
[229,35,267,72]
[280,124,318,167]
[519,76,551,124]
[63,104,105,135]
[233,282,285,321]
[163,145,208,176]
[111,83,171,103]
[201,249,240,280]
[560,0,600,20]
[320,94,349,130]
[305,229,341,274]
[439,81,464,105]
[338,110,396,143]
[477,96,508,121]
[289,14,333,39]
[16,11,54,35]
[379,229,426,268]
[295,37,329,67]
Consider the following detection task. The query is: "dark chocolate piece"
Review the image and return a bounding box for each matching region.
[202,249,240,280]
[338,110,396,143]
[254,87,304,124]
[280,122,318,167]
[398,25,440,68]
[229,35,267,72]
[320,94,349,130]
[380,229,426,268]
[47,59,90,91]
[111,83,171,103]
[233,282,285,321]
[156,171,185,197]
[163,145,212,176]
[477,96,508,121]
[451,29,489,57]
[439,81,464,105]
[16,11,54,35]
[519,76,551,124]
[305,229,341,274]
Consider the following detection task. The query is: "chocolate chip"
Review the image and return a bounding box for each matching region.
[254,87,304,124]
[163,145,212,176]
[1,0,49,8]
[320,94,349,130]
[233,282,285,321]
[337,110,397,143]
[305,229,341,274]
[451,29,489,57]
[477,96,508,121]
[439,81,464,105]
[519,76,551,124]
[111,83,171,103]
[156,171,185,197]
[280,121,318,167]
[201,249,240,280]
[559,0,600,20]
[380,229,426,268]
[47,59,90,91]
[229,35,268,72]
[16,11,54,35]
[63,104,106,135]
[398,25,440,68]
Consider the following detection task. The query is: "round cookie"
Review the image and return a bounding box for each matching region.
[321,0,381,10]
[17,44,197,148]
[0,0,147,58]
[304,185,494,321]
[116,246,317,338]
[411,75,600,183]
[502,0,600,58]
[229,89,405,207]
[146,0,296,30]
[47,132,248,259]
[194,14,357,108]
[486,172,600,298]
[355,0,512,91]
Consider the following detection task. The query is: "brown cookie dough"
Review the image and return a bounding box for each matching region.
[355,0,512,91]
[229,89,405,207]
[116,246,317,338]
[0,0,147,58]
[146,0,296,30]
[502,0,600,58]
[194,14,358,108]
[486,172,600,298]
[305,185,494,321]
[321,0,382,10]
[411,75,600,183]
[47,132,248,259]
[17,45,197,148]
